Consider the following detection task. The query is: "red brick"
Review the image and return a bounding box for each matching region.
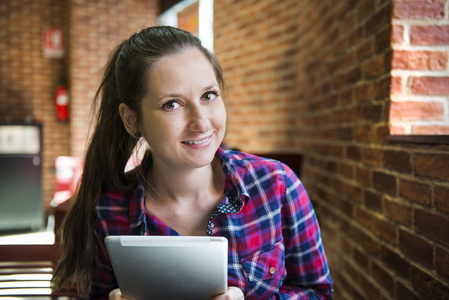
[355,124,373,143]
[414,153,449,181]
[371,261,394,296]
[356,165,371,185]
[411,25,449,45]
[347,182,362,203]
[390,76,402,94]
[435,244,449,281]
[391,25,404,44]
[373,77,391,99]
[412,125,449,135]
[362,147,383,166]
[331,145,345,158]
[435,185,449,213]
[359,230,380,256]
[355,206,372,228]
[358,0,375,22]
[380,246,410,279]
[383,196,412,227]
[375,125,391,144]
[353,247,369,270]
[356,39,374,61]
[389,101,445,121]
[355,82,374,102]
[345,106,361,122]
[396,281,420,300]
[376,28,393,55]
[372,214,397,244]
[399,228,433,268]
[338,235,353,259]
[365,4,391,36]
[410,77,449,95]
[363,55,385,79]
[383,150,412,173]
[373,171,397,196]
[340,198,354,217]
[346,66,362,84]
[344,258,362,286]
[359,273,381,300]
[338,90,353,106]
[365,190,383,212]
[410,265,449,299]
[399,179,430,205]
[339,162,353,178]
[392,50,448,70]
[414,208,449,246]
[393,0,445,19]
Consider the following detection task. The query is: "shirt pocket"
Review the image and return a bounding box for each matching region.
[240,240,286,284]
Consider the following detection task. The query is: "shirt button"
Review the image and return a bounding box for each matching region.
[269,267,276,274]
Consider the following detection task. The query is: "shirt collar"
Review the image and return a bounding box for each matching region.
[128,153,151,234]
[128,147,250,233]
[128,181,146,234]
[216,147,250,208]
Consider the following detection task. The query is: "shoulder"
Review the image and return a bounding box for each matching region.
[220,148,296,181]
[94,185,137,236]
[97,185,134,209]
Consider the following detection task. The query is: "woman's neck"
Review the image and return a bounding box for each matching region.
[146,156,224,205]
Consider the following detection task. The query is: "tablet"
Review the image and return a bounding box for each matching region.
[105,235,228,300]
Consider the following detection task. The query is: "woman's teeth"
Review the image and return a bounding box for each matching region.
[184,136,210,144]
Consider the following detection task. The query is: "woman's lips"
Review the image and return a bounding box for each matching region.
[182,134,213,146]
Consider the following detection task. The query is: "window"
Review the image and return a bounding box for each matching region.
[158,0,214,51]
[389,0,449,144]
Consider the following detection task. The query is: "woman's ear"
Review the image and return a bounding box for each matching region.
[119,103,138,137]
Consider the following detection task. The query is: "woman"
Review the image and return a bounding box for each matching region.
[53,26,333,299]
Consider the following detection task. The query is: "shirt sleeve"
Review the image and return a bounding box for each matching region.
[88,222,119,299]
[277,164,333,299]
[88,192,129,299]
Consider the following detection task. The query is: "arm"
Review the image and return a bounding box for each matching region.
[89,217,120,299]
[89,190,131,299]
[277,165,333,299]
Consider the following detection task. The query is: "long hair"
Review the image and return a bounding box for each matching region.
[52,26,225,297]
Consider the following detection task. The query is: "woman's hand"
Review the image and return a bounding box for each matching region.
[109,287,243,300]
[211,287,244,300]
[109,288,127,299]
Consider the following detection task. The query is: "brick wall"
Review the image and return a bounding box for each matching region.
[390,0,449,135]
[0,0,70,211]
[70,0,159,158]
[215,0,449,299]
[0,0,158,211]
[215,0,300,152]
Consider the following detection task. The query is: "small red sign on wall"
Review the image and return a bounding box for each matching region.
[43,28,64,58]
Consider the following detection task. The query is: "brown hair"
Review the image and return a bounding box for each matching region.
[52,26,225,297]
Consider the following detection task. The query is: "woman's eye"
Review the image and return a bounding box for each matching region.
[162,100,181,110]
[202,91,218,102]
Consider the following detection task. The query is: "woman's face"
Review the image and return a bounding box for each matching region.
[138,47,227,170]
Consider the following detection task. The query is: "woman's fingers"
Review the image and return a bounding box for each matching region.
[109,288,127,299]
[211,286,244,300]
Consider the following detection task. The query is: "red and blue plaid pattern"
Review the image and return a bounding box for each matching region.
[91,148,333,299]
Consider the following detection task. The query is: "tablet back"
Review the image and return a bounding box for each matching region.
[105,235,228,300]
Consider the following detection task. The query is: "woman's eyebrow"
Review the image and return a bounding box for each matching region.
[202,84,220,92]
[155,93,183,103]
[155,84,219,102]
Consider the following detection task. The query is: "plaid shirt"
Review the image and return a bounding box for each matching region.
[91,148,333,299]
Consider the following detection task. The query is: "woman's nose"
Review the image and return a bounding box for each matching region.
[187,105,209,132]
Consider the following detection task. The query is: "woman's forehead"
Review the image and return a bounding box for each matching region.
[147,48,218,96]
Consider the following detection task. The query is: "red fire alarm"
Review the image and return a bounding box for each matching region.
[43,28,64,58]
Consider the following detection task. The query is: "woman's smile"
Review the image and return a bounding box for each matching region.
[182,134,213,146]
